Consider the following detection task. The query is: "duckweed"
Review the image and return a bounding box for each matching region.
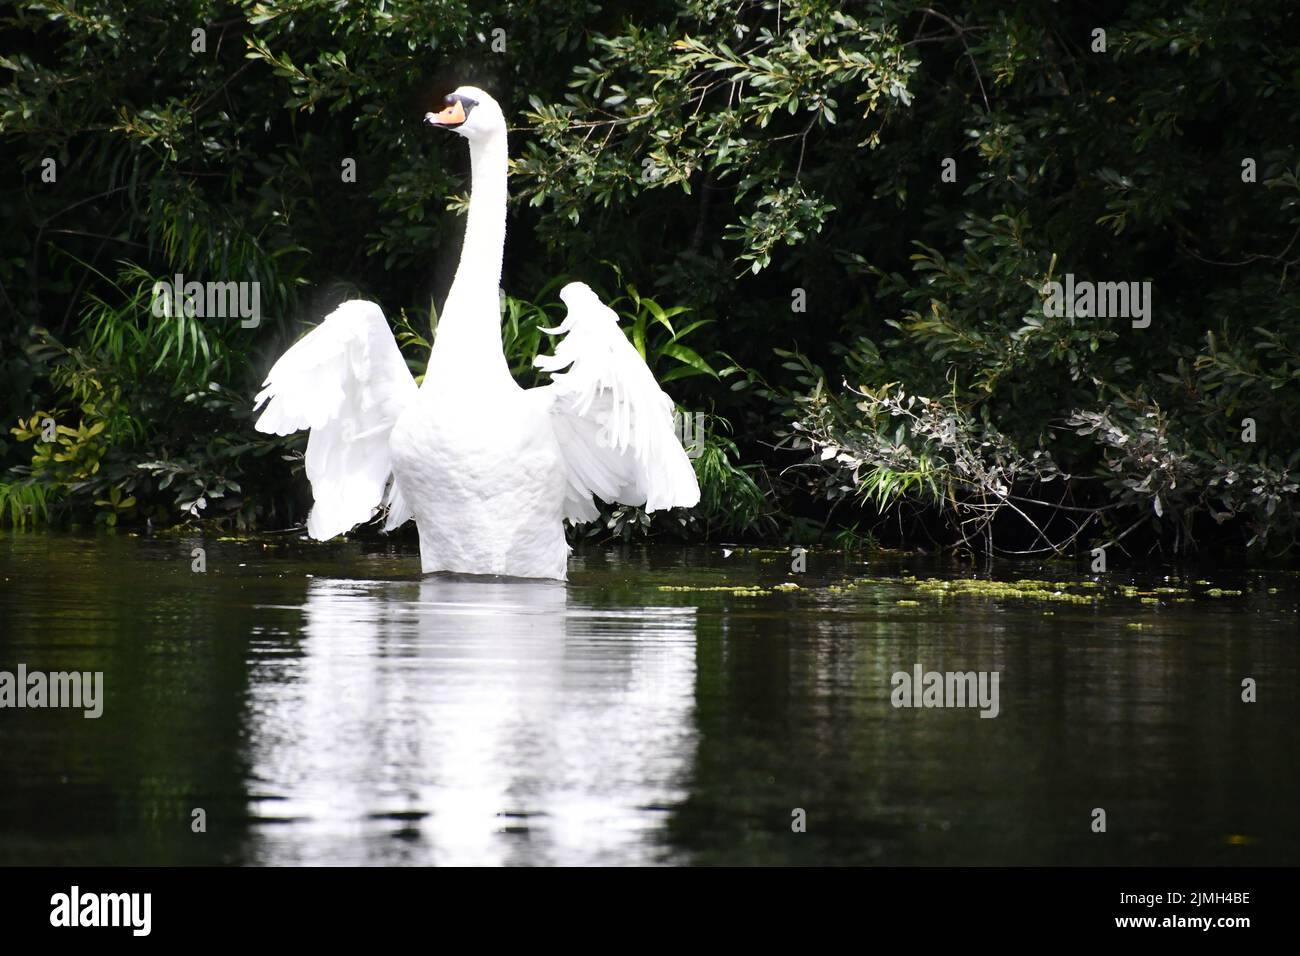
[909,577,1097,605]
[658,585,770,595]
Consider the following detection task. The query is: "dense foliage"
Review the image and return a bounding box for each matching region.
[3,0,1298,558]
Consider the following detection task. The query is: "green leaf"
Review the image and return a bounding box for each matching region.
[658,342,718,378]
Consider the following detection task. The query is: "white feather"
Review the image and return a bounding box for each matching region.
[253,300,417,540]
[534,282,701,520]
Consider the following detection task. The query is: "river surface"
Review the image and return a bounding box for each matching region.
[0,532,1296,865]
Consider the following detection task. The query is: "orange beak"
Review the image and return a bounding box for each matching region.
[424,99,467,127]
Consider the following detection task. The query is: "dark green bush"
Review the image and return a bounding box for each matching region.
[3,1,1297,554]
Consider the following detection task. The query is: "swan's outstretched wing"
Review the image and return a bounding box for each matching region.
[253,300,418,539]
[534,282,700,523]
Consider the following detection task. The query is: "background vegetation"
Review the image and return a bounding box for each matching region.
[3,0,1298,559]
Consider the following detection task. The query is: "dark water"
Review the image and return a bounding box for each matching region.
[0,531,1296,866]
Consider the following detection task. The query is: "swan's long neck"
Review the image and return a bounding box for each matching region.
[455,129,507,307]
[428,127,510,388]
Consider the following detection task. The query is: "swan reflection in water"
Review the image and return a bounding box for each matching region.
[242,575,698,865]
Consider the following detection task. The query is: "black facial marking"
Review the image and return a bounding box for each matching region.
[447,92,479,117]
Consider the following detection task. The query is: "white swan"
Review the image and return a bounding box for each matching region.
[252,86,700,580]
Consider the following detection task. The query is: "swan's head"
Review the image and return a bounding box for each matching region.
[424,86,505,142]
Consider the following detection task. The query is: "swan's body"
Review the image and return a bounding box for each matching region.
[253,87,699,580]
[390,385,570,580]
